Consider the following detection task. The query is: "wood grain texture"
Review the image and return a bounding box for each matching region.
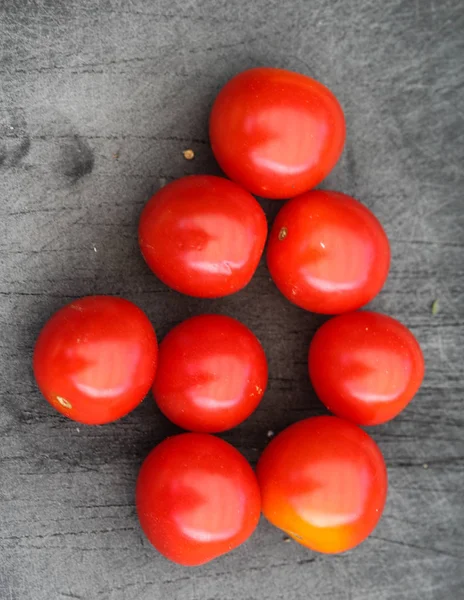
[1,0,463,598]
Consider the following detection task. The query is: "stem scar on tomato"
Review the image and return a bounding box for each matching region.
[278,227,288,241]
[56,396,72,409]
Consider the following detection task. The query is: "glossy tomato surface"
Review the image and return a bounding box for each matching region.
[267,190,390,314]
[136,433,261,566]
[256,416,387,554]
[33,296,158,424]
[309,311,425,425]
[139,175,267,298]
[153,314,268,432]
[210,67,345,199]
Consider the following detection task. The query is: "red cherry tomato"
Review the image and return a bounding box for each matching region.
[209,67,345,199]
[256,416,387,554]
[33,296,158,425]
[136,433,261,566]
[267,190,390,314]
[309,311,425,425]
[139,175,267,298]
[153,314,268,433]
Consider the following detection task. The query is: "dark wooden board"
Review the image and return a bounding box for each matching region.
[1,1,463,598]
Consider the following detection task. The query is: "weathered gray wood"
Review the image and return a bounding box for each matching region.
[1,0,463,598]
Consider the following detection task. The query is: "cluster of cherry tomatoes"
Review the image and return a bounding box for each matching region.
[33,68,425,567]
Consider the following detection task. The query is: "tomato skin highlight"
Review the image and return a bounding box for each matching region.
[138,175,267,298]
[256,416,387,554]
[153,314,268,433]
[136,433,261,566]
[267,190,390,314]
[33,296,158,425]
[210,67,346,199]
[309,311,425,425]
